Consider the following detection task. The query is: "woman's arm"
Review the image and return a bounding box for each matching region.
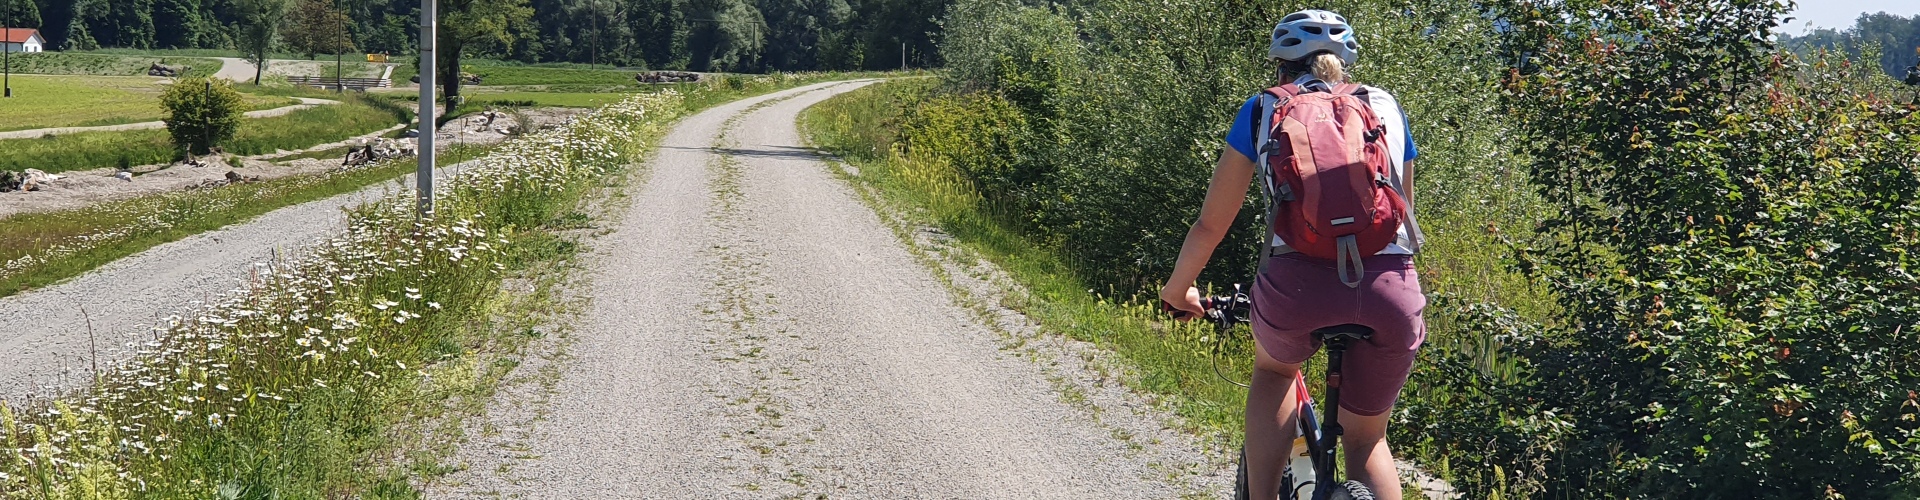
[1160,147,1258,318]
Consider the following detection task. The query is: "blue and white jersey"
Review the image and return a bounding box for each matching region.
[1223,74,1423,255]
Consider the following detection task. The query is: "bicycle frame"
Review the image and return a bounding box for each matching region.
[1173,288,1356,500]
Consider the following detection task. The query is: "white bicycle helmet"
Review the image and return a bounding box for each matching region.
[1268,9,1359,65]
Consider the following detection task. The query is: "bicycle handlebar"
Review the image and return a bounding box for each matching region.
[1160,284,1252,329]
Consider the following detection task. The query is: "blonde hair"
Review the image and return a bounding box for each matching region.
[1278,52,1348,85]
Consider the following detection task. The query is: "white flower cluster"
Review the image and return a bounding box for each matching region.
[0,91,686,496]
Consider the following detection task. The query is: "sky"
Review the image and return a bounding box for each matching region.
[1783,0,1920,35]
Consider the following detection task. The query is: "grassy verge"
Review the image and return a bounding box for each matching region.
[0,95,408,174]
[0,74,893,497]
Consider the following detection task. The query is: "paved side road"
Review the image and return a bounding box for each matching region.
[432,82,1223,498]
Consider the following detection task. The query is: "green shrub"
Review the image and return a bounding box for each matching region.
[159,77,248,156]
[1479,0,1920,496]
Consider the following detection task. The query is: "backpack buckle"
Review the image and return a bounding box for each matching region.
[1261,140,1284,155]
[1363,126,1385,143]
[1277,183,1296,202]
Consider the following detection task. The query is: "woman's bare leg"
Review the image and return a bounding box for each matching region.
[1247,339,1303,500]
[1338,408,1402,500]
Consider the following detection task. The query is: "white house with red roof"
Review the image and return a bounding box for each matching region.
[2,28,45,53]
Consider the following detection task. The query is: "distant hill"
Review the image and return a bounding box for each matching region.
[1779,11,1920,79]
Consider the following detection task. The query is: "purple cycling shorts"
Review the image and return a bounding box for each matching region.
[1251,252,1426,416]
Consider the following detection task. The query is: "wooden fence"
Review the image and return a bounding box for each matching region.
[286,76,393,90]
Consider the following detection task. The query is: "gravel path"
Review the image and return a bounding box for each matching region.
[0,161,477,400]
[0,97,341,141]
[432,81,1225,498]
[213,57,259,82]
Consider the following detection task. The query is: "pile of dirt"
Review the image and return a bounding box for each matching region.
[636,71,701,83]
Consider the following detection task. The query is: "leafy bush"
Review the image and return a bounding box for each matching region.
[159,77,247,156]
[1478,0,1920,496]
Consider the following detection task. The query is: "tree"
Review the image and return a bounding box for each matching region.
[60,0,104,50]
[160,77,246,156]
[285,0,357,59]
[1,0,42,30]
[238,0,287,85]
[437,0,534,105]
[684,0,763,71]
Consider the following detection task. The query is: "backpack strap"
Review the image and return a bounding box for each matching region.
[1253,89,1286,273]
[1343,83,1427,254]
[1336,235,1365,289]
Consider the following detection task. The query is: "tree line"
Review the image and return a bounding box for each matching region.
[1779,11,1920,80]
[2,0,944,72]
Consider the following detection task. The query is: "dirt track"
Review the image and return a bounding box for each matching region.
[431,81,1229,498]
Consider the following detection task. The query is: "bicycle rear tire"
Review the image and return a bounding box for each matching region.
[1329,480,1377,500]
[1234,447,1251,500]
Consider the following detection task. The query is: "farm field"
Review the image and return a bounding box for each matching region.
[0,75,297,132]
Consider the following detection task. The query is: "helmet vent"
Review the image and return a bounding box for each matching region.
[1281,12,1311,23]
[1275,28,1290,37]
[1303,25,1324,35]
[1279,38,1302,47]
[1330,27,1346,35]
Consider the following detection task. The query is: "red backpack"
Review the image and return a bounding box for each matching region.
[1254,83,1409,288]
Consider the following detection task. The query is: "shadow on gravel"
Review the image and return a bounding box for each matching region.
[662,145,823,162]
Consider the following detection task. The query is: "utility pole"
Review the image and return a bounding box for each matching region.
[901,42,906,70]
[5,0,13,98]
[418,0,436,216]
[336,51,344,93]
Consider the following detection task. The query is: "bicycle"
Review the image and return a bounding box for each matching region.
[1165,287,1377,500]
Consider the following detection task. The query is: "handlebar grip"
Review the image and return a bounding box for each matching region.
[1160,300,1196,320]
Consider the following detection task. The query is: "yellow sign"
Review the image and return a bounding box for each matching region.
[366,53,390,63]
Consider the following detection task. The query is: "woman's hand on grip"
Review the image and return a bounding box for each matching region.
[1160,284,1204,321]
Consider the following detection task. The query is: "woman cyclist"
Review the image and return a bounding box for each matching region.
[1160,9,1424,500]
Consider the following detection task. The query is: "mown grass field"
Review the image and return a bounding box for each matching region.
[0,96,409,174]
[4,52,219,77]
[0,75,297,132]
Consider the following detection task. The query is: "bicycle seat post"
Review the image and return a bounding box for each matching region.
[1309,324,1372,500]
